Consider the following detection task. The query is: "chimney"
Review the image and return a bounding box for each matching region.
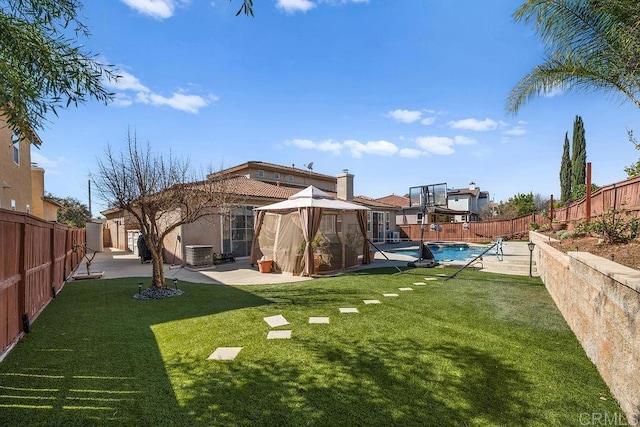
[469,181,476,191]
[337,169,354,201]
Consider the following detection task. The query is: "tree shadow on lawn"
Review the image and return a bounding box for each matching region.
[170,337,536,426]
[0,278,274,426]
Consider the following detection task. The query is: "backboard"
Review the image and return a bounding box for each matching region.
[409,183,447,208]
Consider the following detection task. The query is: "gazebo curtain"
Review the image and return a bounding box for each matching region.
[250,210,266,265]
[299,207,323,276]
[357,210,372,264]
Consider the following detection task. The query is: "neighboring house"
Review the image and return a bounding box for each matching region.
[103,162,400,264]
[446,182,490,222]
[376,193,469,226]
[209,161,338,193]
[0,117,58,220]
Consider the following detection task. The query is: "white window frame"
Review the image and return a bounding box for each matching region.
[12,133,19,165]
[274,172,280,179]
[257,170,265,178]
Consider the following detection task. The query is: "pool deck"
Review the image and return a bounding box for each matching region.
[373,241,538,277]
[74,240,538,287]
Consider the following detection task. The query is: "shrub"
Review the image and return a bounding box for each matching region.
[591,205,638,243]
[572,220,592,237]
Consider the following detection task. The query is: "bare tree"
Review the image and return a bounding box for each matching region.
[94,129,235,287]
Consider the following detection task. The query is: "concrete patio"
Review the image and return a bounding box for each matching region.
[74,240,538,286]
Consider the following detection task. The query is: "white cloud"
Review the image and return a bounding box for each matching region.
[448,118,498,131]
[415,136,455,155]
[344,139,399,158]
[120,0,185,19]
[276,0,316,13]
[289,138,317,149]
[286,138,398,158]
[105,67,212,113]
[454,135,476,145]
[420,117,436,126]
[387,109,422,124]
[544,85,564,98]
[104,70,149,93]
[287,138,342,155]
[136,92,211,114]
[30,152,69,174]
[503,127,527,136]
[399,148,424,158]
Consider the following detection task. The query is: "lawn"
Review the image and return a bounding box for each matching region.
[0,268,626,426]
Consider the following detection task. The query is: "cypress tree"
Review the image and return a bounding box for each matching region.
[560,132,572,203]
[571,115,587,190]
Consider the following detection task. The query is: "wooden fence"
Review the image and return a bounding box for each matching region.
[0,209,84,360]
[399,175,640,243]
[398,212,546,243]
[551,175,640,223]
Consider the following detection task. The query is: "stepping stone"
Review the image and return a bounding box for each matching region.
[383,293,399,297]
[399,287,414,291]
[363,300,381,304]
[309,317,330,324]
[413,282,426,286]
[435,273,448,277]
[339,308,359,313]
[424,277,438,281]
[267,330,292,339]
[207,347,243,361]
[263,314,289,328]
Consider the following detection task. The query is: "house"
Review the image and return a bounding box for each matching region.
[376,182,490,226]
[446,182,490,222]
[102,161,399,264]
[0,117,59,220]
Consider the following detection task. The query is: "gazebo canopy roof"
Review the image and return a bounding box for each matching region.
[255,185,370,211]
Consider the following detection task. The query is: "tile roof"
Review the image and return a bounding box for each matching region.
[352,195,399,209]
[221,176,301,200]
[375,194,410,208]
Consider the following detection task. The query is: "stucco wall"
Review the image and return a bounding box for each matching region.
[530,232,640,424]
[0,124,32,212]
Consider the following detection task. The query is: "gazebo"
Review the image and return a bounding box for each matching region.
[250,186,372,276]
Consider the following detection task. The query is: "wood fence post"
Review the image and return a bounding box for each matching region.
[50,225,56,297]
[586,162,592,223]
[17,221,26,333]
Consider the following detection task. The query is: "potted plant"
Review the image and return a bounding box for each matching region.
[551,218,567,231]
[312,234,332,270]
[344,231,363,266]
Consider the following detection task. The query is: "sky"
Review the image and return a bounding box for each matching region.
[31,0,640,216]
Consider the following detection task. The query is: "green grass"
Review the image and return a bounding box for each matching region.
[0,268,627,426]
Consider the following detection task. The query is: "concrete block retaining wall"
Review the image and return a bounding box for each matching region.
[530,232,640,424]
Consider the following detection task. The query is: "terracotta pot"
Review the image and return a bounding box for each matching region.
[551,222,567,231]
[257,259,273,273]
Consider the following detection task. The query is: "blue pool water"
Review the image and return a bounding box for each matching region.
[389,244,494,261]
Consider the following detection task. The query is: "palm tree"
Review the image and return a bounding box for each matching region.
[507,0,640,114]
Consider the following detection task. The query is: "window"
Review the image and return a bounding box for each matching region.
[257,170,265,178]
[385,212,390,231]
[287,175,294,182]
[11,200,16,211]
[417,213,423,224]
[26,204,31,214]
[274,172,280,179]
[12,133,19,165]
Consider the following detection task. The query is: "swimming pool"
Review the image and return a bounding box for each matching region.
[388,243,495,262]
